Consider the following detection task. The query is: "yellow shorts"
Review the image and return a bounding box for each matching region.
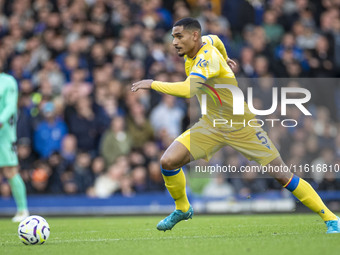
[175,119,280,166]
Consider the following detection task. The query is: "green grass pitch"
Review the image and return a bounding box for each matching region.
[1,214,339,255]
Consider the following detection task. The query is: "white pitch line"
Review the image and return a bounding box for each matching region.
[2,232,303,245]
[2,235,229,245]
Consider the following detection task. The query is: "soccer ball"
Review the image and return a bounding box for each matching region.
[18,215,50,245]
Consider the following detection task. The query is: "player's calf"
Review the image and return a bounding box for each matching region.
[267,157,339,233]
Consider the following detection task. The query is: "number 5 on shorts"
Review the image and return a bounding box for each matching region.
[256,131,271,149]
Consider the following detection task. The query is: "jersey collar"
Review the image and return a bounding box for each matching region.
[187,42,207,61]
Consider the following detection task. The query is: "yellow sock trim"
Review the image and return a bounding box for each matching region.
[292,178,337,221]
[162,168,190,212]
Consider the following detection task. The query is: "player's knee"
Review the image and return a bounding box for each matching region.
[3,166,18,179]
[160,155,178,170]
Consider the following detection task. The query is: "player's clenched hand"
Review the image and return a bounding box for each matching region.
[227,59,237,71]
[131,79,153,92]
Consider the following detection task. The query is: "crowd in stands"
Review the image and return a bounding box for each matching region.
[0,0,340,200]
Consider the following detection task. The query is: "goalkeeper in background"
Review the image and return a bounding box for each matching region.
[132,18,340,233]
[0,72,29,222]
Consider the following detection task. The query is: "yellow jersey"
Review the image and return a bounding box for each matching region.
[185,35,255,131]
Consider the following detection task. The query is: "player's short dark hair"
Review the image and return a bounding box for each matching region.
[173,18,201,31]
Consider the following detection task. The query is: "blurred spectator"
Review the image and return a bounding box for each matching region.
[262,9,284,44]
[127,102,154,149]
[239,47,255,77]
[47,152,68,194]
[29,161,51,194]
[231,171,269,196]
[311,148,336,184]
[74,152,94,194]
[295,22,319,50]
[318,170,340,191]
[202,174,234,198]
[17,138,35,173]
[17,137,36,192]
[66,97,100,154]
[61,170,78,195]
[247,26,272,58]
[332,18,340,71]
[253,55,271,77]
[274,33,304,63]
[117,174,135,197]
[8,55,31,82]
[17,82,34,140]
[60,134,77,165]
[91,157,106,180]
[62,69,92,105]
[222,0,255,33]
[305,135,320,164]
[92,162,125,198]
[140,0,173,30]
[33,102,68,158]
[308,35,335,77]
[143,141,161,162]
[129,150,147,167]
[147,160,165,191]
[336,133,340,159]
[150,94,185,139]
[131,166,148,193]
[32,59,65,95]
[100,116,132,166]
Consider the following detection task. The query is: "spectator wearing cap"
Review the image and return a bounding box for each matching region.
[33,102,68,158]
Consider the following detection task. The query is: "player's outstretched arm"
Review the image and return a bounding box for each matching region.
[132,76,204,98]
[131,79,153,92]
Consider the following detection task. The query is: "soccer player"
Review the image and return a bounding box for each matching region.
[0,72,29,222]
[131,18,340,233]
